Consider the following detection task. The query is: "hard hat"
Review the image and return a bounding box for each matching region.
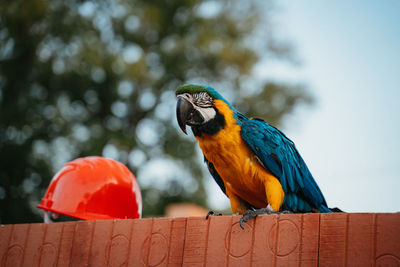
[37,156,142,221]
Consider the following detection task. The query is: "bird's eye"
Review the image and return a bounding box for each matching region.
[184,93,191,98]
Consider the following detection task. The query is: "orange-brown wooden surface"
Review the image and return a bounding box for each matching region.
[1,213,399,267]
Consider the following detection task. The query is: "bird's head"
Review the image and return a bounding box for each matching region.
[175,84,225,135]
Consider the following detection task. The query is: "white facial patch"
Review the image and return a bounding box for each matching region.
[177,92,216,123]
[194,106,216,123]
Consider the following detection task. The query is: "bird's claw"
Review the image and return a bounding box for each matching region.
[239,208,292,229]
[239,209,271,229]
[239,210,256,229]
[280,210,292,214]
[205,210,222,220]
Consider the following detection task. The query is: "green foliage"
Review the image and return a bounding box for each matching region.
[0,0,312,223]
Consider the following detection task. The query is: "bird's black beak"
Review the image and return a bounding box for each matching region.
[176,96,193,135]
[176,96,206,135]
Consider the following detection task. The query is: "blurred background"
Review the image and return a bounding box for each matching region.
[0,0,398,224]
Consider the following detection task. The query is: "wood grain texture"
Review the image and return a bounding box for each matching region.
[4,224,29,267]
[319,213,347,267]
[89,220,113,267]
[1,213,399,266]
[205,215,231,267]
[167,217,186,266]
[57,221,76,267]
[69,220,94,267]
[182,217,208,267]
[22,223,45,267]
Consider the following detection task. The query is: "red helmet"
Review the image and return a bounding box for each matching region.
[37,156,142,220]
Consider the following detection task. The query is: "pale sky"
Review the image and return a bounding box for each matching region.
[207,1,400,212]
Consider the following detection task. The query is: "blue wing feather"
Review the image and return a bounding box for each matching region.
[240,118,330,212]
[204,155,226,195]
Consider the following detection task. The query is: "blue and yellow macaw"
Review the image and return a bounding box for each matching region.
[176,84,333,226]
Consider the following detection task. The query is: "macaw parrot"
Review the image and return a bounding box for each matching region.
[176,84,333,227]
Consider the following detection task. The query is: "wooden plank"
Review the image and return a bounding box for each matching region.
[274,214,302,267]
[4,224,29,267]
[69,221,94,267]
[57,222,76,267]
[1,213,399,267]
[0,225,13,267]
[127,218,153,267]
[41,222,64,267]
[300,213,320,267]
[21,223,45,267]
[182,217,208,267]
[251,214,277,267]
[108,219,134,267]
[346,213,374,267]
[318,213,347,267]
[88,220,113,267]
[375,213,400,266]
[167,217,187,267]
[227,215,255,267]
[146,218,172,267]
[204,216,231,267]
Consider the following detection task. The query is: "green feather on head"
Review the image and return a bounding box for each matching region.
[175,84,220,99]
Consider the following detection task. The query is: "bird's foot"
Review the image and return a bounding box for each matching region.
[239,205,292,229]
[280,210,292,214]
[239,208,275,229]
[205,210,222,220]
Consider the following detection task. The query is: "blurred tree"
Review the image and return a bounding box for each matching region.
[0,0,312,223]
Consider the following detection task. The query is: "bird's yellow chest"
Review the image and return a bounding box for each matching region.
[195,100,275,208]
[197,124,261,188]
